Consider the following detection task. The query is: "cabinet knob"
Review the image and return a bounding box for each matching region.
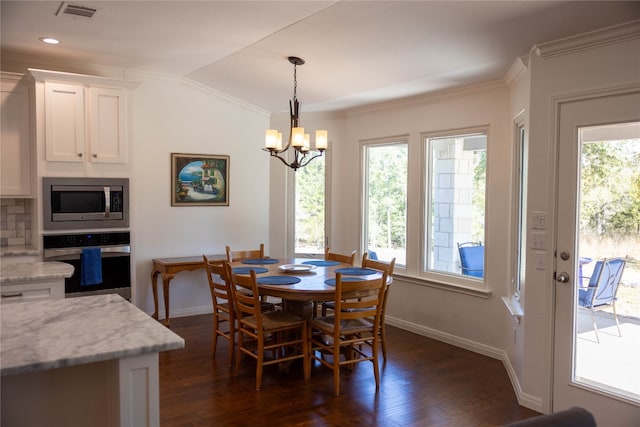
[93,154,98,158]
[77,153,83,158]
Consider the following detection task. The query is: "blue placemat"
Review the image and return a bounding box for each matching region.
[302,260,340,267]
[335,267,378,276]
[241,258,279,265]
[324,277,363,286]
[232,267,268,274]
[257,275,302,285]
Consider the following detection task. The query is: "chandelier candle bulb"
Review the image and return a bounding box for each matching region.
[265,129,279,149]
[292,127,305,147]
[302,134,311,152]
[315,130,328,150]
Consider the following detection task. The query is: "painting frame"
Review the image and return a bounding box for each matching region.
[171,153,230,206]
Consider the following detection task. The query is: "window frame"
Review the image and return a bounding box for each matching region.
[289,144,331,258]
[360,136,409,267]
[511,113,527,300]
[419,126,489,286]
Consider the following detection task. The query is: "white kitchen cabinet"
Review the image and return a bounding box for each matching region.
[43,81,85,162]
[0,73,33,196]
[88,86,127,163]
[44,81,126,163]
[28,69,136,168]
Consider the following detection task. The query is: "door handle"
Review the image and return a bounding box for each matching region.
[555,272,570,283]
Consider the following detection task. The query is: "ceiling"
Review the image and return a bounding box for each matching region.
[2,1,639,113]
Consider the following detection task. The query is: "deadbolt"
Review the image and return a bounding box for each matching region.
[560,251,570,261]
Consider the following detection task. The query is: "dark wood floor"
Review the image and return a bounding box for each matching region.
[159,314,540,426]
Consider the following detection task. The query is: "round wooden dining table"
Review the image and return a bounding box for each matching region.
[229,257,386,318]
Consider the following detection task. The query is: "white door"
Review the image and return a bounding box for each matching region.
[553,89,640,425]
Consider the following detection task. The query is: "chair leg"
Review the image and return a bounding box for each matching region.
[303,325,310,380]
[256,330,264,390]
[372,336,380,389]
[227,318,235,368]
[380,324,387,361]
[590,308,600,344]
[212,313,220,355]
[612,303,622,337]
[233,330,243,377]
[333,347,341,396]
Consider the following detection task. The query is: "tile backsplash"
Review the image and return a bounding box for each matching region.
[0,199,33,247]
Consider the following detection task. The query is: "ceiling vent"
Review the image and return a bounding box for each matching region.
[56,2,98,19]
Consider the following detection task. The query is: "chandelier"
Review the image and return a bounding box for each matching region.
[264,56,328,171]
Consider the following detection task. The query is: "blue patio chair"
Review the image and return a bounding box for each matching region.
[578,256,627,343]
[457,242,484,278]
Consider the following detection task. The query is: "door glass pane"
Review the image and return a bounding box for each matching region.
[575,121,640,402]
[294,156,325,255]
[364,143,407,265]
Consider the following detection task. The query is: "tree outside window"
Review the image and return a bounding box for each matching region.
[294,156,325,255]
[363,143,407,265]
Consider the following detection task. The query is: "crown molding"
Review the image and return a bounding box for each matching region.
[345,79,506,117]
[533,19,640,59]
[504,56,528,86]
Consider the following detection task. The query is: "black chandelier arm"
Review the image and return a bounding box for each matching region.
[263,147,324,171]
[297,150,324,169]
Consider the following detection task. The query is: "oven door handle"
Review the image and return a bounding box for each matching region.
[43,245,131,260]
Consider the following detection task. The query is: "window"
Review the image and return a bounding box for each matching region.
[363,141,408,266]
[294,155,326,255]
[424,130,487,278]
[512,119,526,298]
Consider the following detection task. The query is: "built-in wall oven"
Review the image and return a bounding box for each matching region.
[43,231,131,299]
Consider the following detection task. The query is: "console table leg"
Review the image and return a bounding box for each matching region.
[162,274,175,327]
[150,270,160,321]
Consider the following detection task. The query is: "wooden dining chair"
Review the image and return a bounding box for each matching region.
[324,247,356,265]
[361,252,396,361]
[227,265,310,390]
[225,243,265,263]
[309,271,387,396]
[203,255,235,367]
[318,248,357,316]
[226,243,278,306]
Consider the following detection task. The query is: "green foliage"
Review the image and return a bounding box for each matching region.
[366,145,408,249]
[580,139,640,236]
[295,156,325,251]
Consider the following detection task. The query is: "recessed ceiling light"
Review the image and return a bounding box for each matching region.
[39,37,60,45]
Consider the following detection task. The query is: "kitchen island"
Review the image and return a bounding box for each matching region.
[1,260,74,303]
[1,293,185,426]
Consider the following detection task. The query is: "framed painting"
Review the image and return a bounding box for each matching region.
[171,153,229,206]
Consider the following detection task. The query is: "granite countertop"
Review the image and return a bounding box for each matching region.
[0,246,40,257]
[1,293,185,376]
[0,261,74,284]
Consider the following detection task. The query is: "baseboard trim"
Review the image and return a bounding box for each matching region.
[386,315,544,413]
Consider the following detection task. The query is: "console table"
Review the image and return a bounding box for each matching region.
[150,254,225,326]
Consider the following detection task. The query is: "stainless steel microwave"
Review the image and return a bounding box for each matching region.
[43,177,129,230]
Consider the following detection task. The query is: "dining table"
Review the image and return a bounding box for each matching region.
[229,257,387,318]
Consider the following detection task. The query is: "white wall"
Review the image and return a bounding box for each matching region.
[129,74,271,314]
[329,83,514,352]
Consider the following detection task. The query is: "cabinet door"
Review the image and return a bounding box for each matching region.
[88,87,126,163]
[1,77,32,196]
[44,82,85,162]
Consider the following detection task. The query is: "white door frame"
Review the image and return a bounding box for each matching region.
[550,84,640,424]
